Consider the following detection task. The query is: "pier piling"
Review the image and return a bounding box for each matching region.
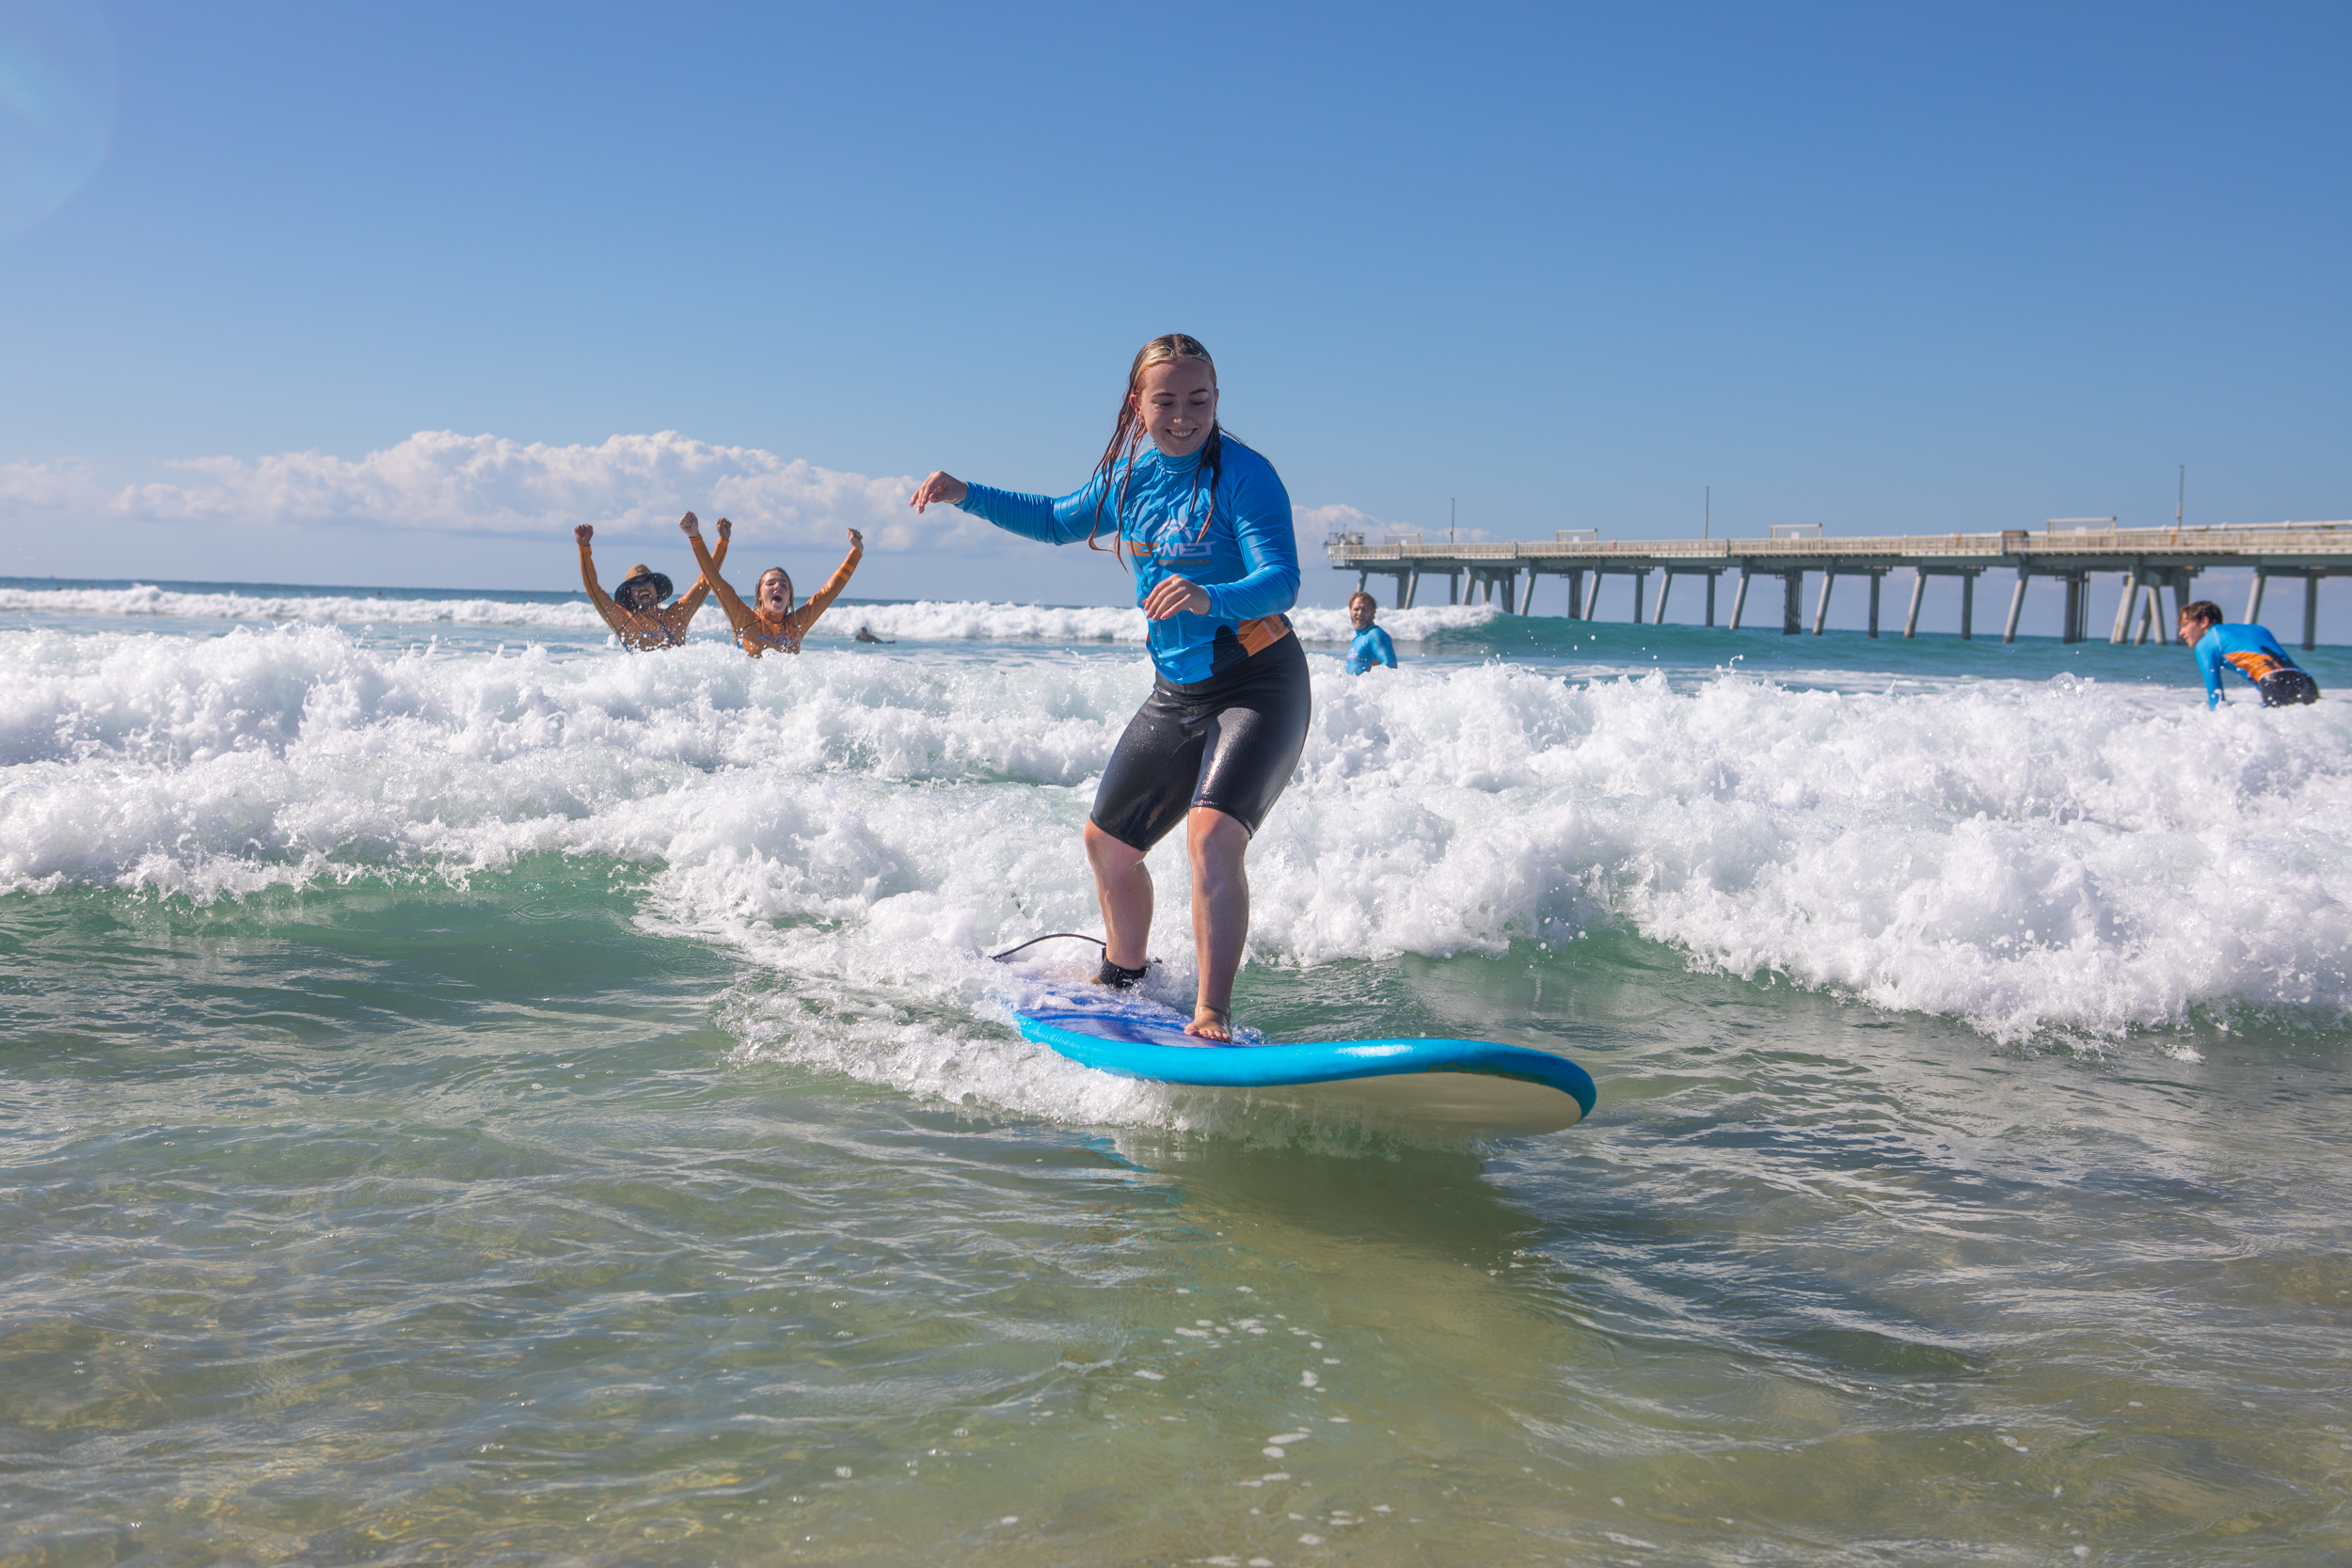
[2110,568,2142,643]
[2060,572,2089,643]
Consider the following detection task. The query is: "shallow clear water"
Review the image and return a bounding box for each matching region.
[4,582,2348,1564]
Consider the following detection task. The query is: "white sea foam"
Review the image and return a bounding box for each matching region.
[833,601,1500,646]
[0,582,607,630]
[0,584,1498,644]
[4,621,2347,1090]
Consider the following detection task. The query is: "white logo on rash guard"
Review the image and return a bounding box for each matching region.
[1151,515,1215,562]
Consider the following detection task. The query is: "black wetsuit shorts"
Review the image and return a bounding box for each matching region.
[2259,669,2321,706]
[1090,628,1311,851]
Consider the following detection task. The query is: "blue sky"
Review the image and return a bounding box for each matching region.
[2,0,2346,620]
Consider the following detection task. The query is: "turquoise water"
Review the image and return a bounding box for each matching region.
[5,583,2349,1563]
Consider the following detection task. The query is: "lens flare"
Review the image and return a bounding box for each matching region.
[0,0,118,242]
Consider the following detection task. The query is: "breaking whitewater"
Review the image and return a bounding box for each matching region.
[7,579,2349,1062]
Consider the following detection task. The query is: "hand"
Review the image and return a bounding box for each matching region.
[715,516,732,543]
[909,470,967,513]
[678,511,700,535]
[847,527,865,550]
[1142,574,1210,620]
[575,524,593,546]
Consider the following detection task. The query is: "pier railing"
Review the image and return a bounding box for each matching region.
[1327,521,2352,645]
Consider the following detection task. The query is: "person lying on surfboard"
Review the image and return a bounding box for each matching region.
[680,514,864,657]
[575,518,726,650]
[910,333,1306,1042]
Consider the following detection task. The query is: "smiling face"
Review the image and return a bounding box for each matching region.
[617,581,659,612]
[1132,356,1218,458]
[756,569,792,615]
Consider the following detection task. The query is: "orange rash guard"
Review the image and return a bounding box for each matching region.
[686,531,862,657]
[579,536,724,651]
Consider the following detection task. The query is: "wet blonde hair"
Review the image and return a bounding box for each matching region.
[757,567,793,614]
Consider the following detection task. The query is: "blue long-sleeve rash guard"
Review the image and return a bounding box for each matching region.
[955,438,1300,685]
[1346,625,1397,674]
[2193,623,2302,708]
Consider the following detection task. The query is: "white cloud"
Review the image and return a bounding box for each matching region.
[0,458,107,512]
[0,430,996,552]
[0,431,1407,563]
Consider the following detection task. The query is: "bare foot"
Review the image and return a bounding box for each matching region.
[1184,1006,1232,1042]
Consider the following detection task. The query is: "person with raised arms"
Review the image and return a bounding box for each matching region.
[575,516,726,651]
[909,333,1307,1041]
[680,514,864,657]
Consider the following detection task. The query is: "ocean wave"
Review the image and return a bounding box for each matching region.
[5,621,2347,1047]
[836,601,1501,645]
[0,582,605,630]
[0,583,1498,644]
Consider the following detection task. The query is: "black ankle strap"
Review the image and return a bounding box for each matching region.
[1096,958,1149,990]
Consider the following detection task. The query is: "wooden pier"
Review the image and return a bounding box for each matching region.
[1327,520,2352,647]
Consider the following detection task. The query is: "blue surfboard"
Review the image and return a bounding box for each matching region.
[1014,991,1597,1136]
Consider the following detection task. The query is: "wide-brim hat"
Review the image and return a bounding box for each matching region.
[616,564,673,602]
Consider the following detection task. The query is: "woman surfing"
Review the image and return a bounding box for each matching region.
[681,514,864,657]
[910,334,1307,1040]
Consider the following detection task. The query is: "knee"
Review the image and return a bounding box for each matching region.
[1084,820,1143,876]
[1185,809,1248,879]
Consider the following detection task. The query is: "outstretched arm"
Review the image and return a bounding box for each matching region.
[575,524,628,636]
[914,467,1110,546]
[786,530,866,641]
[681,514,755,640]
[665,515,729,628]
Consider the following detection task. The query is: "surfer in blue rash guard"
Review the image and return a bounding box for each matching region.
[2178,599,2321,707]
[1344,591,1398,674]
[910,334,1308,1041]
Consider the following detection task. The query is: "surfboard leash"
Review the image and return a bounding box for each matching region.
[987,932,1106,961]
